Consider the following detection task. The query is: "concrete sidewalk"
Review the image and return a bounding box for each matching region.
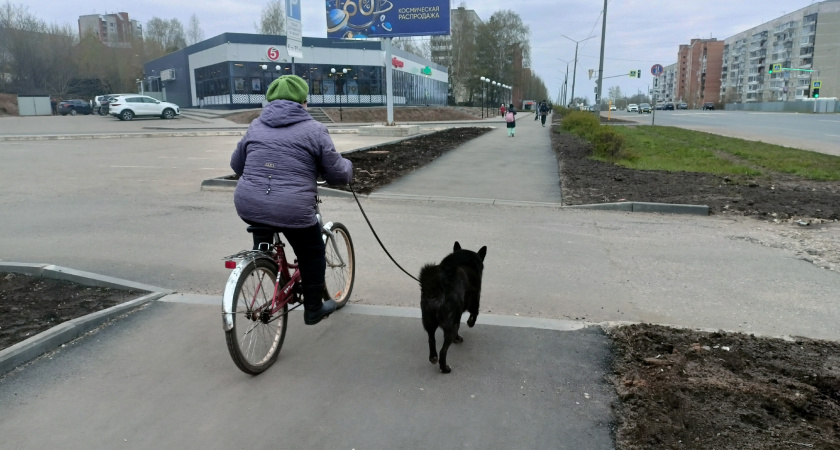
[378,111,561,203]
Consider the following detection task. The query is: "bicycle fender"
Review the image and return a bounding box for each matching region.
[221,262,245,331]
[222,255,274,331]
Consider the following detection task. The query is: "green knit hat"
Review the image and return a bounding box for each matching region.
[265,75,309,104]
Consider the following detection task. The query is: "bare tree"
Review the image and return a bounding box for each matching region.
[392,37,430,59]
[256,0,285,35]
[42,23,77,95]
[145,17,187,59]
[186,13,204,46]
[0,2,77,94]
[475,10,530,102]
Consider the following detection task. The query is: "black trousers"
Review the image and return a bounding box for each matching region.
[246,221,326,287]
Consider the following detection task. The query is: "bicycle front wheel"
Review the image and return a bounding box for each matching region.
[225,258,288,375]
[324,222,355,308]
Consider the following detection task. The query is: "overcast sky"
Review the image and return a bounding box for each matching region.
[29,0,823,103]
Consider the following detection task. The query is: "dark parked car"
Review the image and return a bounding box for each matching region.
[664,102,675,110]
[677,102,688,110]
[57,99,93,116]
[702,102,715,110]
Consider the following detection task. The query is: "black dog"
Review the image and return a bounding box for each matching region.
[419,242,487,373]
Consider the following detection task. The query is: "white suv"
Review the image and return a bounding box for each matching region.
[627,103,638,112]
[109,95,180,121]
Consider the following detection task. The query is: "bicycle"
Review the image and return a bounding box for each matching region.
[221,182,355,375]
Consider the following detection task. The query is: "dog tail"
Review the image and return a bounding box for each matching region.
[419,264,444,303]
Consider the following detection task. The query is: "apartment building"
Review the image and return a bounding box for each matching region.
[720,0,840,103]
[676,39,724,108]
[430,7,481,68]
[78,12,142,48]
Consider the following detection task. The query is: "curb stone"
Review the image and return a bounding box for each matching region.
[0,131,248,142]
[200,178,710,215]
[0,263,174,376]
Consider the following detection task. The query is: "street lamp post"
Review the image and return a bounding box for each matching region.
[479,76,486,118]
[260,64,282,108]
[487,81,499,116]
[331,68,347,121]
[480,76,492,118]
[560,34,597,107]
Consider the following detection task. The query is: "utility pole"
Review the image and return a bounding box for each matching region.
[563,63,569,106]
[561,35,596,107]
[594,0,608,115]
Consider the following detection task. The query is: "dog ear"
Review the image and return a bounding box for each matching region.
[453,241,461,251]
[478,246,487,260]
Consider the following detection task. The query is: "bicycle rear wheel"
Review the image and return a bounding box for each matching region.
[323,222,355,309]
[225,258,288,375]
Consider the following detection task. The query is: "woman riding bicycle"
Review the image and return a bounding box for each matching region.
[230,75,353,325]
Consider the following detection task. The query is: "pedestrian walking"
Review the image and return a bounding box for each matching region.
[505,103,517,137]
[50,97,57,116]
[539,101,549,127]
[500,103,506,118]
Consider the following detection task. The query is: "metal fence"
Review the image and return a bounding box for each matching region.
[725,99,838,113]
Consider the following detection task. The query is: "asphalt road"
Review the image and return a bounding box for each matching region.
[2,114,839,447]
[0,302,615,449]
[2,120,839,340]
[610,109,840,156]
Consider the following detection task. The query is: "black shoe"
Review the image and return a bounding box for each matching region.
[304,299,336,325]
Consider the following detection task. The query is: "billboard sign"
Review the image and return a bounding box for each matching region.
[326,0,451,39]
[286,0,303,58]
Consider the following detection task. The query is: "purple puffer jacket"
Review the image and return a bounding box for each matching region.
[231,100,353,228]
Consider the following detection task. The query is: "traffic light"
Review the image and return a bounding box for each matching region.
[637,69,641,79]
[813,88,820,98]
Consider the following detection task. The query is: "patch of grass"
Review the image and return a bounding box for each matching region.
[609,126,762,176]
[612,126,840,181]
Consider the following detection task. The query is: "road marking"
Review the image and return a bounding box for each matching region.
[827,134,840,138]
[157,156,213,160]
[106,165,174,169]
[819,120,840,123]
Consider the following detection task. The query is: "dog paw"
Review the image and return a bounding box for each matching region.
[441,365,451,374]
[467,317,476,328]
[430,356,438,364]
[454,335,464,343]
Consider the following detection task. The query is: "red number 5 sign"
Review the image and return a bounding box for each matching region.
[267,47,280,61]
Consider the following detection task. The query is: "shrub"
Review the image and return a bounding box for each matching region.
[553,105,575,117]
[593,127,628,160]
[560,110,600,140]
